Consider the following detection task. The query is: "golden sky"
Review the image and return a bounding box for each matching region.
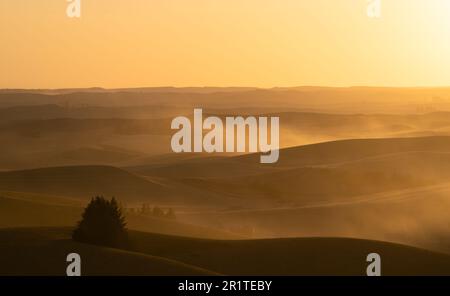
[1,0,450,88]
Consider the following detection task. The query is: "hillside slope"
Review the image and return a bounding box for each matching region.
[0,228,215,276]
[0,166,170,202]
[129,231,450,276]
[1,227,449,276]
[132,136,450,179]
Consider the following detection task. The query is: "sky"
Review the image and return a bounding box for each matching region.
[1,0,450,89]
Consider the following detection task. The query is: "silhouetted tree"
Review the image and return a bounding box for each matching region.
[72,196,128,247]
[141,203,150,215]
[165,208,176,220]
[152,206,165,218]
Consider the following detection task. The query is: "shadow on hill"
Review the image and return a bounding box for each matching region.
[0,227,449,276]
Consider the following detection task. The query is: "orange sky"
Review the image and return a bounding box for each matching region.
[1,0,450,88]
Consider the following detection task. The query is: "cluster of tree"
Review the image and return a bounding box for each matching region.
[130,204,176,220]
[71,197,179,248]
[72,196,128,248]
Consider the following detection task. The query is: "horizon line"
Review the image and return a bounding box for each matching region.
[3,85,450,91]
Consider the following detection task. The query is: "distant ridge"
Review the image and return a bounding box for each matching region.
[0,87,259,95]
[3,85,450,95]
[2,86,450,113]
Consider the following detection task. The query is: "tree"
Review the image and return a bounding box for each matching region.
[72,196,128,247]
[165,208,176,220]
[141,203,150,215]
[152,206,165,218]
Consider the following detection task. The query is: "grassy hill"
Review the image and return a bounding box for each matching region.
[131,137,450,206]
[0,195,81,228]
[129,231,450,276]
[0,166,171,202]
[179,181,450,254]
[237,136,450,167]
[127,137,450,253]
[180,166,428,204]
[0,165,257,208]
[132,136,450,178]
[0,228,215,276]
[0,227,449,276]
[5,137,450,207]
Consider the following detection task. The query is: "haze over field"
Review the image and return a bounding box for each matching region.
[2,87,450,169]
[0,87,449,276]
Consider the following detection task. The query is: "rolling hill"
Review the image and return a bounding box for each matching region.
[0,228,215,276]
[236,136,450,168]
[1,136,449,257]
[0,227,449,276]
[125,137,450,253]
[4,101,450,170]
[131,136,450,178]
[0,166,170,202]
[130,136,450,206]
[179,181,450,254]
